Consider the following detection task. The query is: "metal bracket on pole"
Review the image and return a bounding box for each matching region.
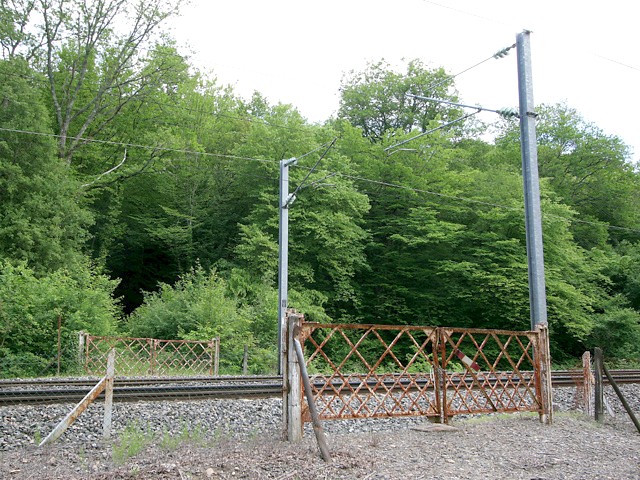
[284,193,296,209]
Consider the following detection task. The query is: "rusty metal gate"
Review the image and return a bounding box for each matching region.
[296,320,551,423]
[82,334,219,376]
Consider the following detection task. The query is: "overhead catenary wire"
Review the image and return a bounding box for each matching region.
[0,126,282,165]
[422,43,517,94]
[3,118,639,235]
[294,139,338,162]
[383,110,481,153]
[590,54,640,73]
[292,161,640,235]
[289,138,338,197]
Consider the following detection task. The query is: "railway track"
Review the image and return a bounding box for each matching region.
[1,370,639,406]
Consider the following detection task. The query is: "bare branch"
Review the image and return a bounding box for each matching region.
[81,148,127,188]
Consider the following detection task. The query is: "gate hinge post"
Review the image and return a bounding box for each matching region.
[283,311,303,442]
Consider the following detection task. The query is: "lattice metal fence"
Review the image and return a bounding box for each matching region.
[294,318,551,424]
[299,323,441,421]
[82,334,219,376]
[439,328,541,417]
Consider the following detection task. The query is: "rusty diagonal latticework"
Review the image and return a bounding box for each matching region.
[299,321,546,423]
[84,335,217,376]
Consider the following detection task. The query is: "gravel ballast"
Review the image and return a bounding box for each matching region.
[1,385,639,479]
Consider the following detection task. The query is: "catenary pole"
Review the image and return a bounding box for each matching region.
[278,157,297,375]
[517,30,548,329]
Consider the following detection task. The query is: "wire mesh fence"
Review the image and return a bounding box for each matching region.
[0,333,85,380]
[0,337,283,452]
[0,332,279,380]
[83,335,219,377]
[0,328,283,452]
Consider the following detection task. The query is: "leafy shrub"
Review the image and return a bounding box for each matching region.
[0,261,119,377]
[587,306,640,360]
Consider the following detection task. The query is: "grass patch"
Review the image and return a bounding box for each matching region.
[113,420,222,464]
[160,422,207,450]
[112,421,154,465]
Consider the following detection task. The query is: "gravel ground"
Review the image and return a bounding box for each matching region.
[1,386,639,479]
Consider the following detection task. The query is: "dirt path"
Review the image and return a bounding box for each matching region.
[1,413,638,479]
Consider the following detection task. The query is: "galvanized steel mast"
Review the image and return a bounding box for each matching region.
[278,157,297,375]
[517,30,548,329]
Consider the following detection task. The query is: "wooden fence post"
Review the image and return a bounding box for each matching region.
[40,348,115,447]
[78,331,86,373]
[594,347,604,422]
[581,351,593,415]
[602,363,640,434]
[149,338,155,375]
[536,325,553,425]
[56,314,62,376]
[208,339,214,376]
[214,337,220,376]
[243,345,248,375]
[283,310,303,442]
[103,349,115,439]
[294,338,331,461]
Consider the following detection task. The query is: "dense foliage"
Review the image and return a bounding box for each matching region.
[1,1,639,376]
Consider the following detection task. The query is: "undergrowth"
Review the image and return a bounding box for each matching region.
[112,420,220,464]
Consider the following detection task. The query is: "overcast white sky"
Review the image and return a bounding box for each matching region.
[169,0,639,163]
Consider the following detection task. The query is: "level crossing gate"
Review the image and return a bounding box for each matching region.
[285,315,552,433]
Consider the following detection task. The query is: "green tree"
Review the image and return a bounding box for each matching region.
[494,104,640,247]
[33,0,185,163]
[102,75,287,312]
[0,0,37,59]
[338,59,460,141]
[233,124,371,321]
[0,58,92,272]
[604,241,640,310]
[587,305,640,360]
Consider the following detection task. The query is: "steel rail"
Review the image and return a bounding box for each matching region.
[0,382,283,406]
[1,370,639,407]
[0,375,281,388]
[2,370,639,388]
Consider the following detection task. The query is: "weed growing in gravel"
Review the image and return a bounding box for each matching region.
[160,421,208,450]
[247,427,261,440]
[159,428,181,451]
[77,446,89,473]
[209,426,230,445]
[554,410,601,427]
[32,428,41,445]
[455,411,538,426]
[191,422,207,445]
[112,421,154,464]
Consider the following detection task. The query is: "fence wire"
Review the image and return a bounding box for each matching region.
[0,333,282,451]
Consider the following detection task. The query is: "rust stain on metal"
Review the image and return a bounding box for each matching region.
[300,321,546,424]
